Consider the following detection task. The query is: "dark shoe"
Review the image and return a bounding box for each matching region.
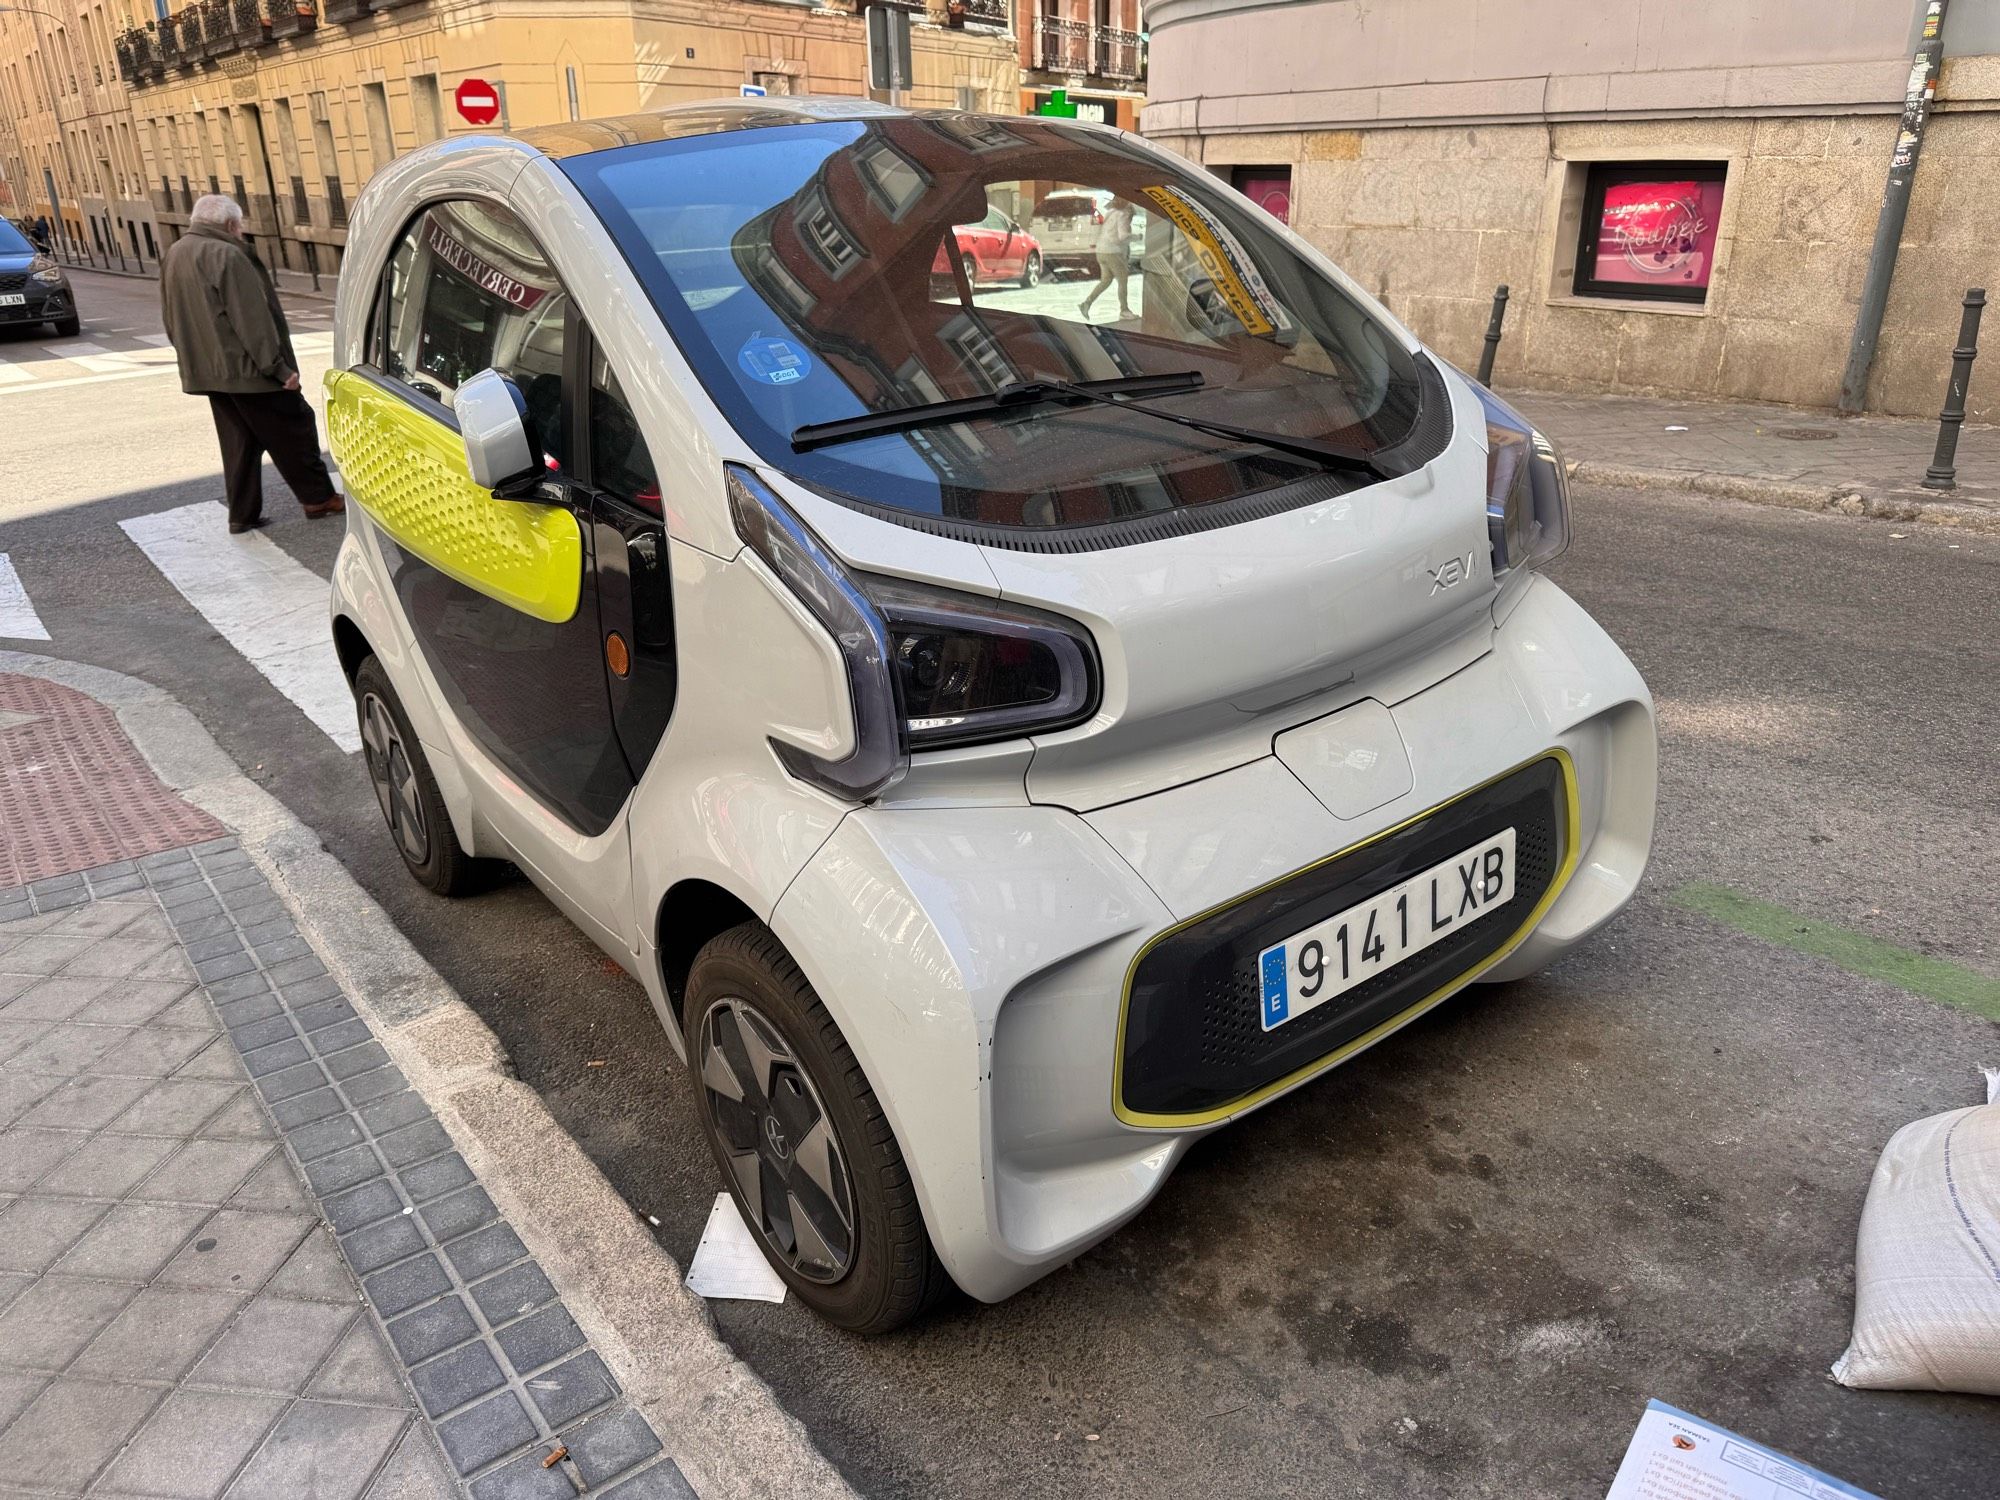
[228,516,271,535]
[301,496,346,519]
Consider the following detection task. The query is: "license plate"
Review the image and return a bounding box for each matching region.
[0,295,23,307]
[1258,828,1516,1031]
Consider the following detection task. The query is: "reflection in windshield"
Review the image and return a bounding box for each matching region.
[565,115,1425,531]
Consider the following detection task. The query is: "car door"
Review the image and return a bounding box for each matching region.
[329,199,638,898]
[984,207,1023,279]
[574,328,675,786]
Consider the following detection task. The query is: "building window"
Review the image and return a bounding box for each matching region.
[1573,161,1726,305]
[411,75,444,143]
[1230,166,1291,226]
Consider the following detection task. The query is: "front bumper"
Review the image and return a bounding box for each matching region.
[0,281,70,325]
[772,576,1657,1302]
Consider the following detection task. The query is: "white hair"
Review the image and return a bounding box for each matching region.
[189,194,245,228]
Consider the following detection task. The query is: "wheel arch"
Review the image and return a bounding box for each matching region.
[332,613,373,683]
[654,877,760,1045]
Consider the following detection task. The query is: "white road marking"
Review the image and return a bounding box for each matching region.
[0,361,32,386]
[0,552,51,640]
[120,502,358,752]
[136,333,171,347]
[0,332,331,395]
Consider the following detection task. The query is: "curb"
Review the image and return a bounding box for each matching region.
[1568,460,2000,534]
[0,649,855,1500]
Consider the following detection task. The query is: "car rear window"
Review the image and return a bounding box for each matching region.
[564,116,1432,536]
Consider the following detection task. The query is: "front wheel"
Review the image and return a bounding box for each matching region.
[959,251,978,289]
[352,656,482,896]
[1018,252,1042,289]
[685,922,951,1333]
[51,315,79,338]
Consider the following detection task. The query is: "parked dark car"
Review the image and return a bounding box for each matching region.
[0,218,80,337]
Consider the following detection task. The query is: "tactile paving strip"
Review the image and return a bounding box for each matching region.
[0,672,225,886]
[2,847,697,1500]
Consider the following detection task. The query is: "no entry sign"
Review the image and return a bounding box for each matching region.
[455,78,501,126]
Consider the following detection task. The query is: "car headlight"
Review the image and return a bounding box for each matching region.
[1472,383,1569,575]
[727,464,1100,801]
[30,256,64,285]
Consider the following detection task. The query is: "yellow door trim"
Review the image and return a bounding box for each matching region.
[326,369,583,625]
[1111,748,1583,1130]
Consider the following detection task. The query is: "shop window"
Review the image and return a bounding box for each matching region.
[1230,166,1291,226]
[1573,162,1726,305]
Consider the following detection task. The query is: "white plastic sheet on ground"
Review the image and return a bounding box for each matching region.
[1833,1068,2000,1395]
[685,1192,787,1304]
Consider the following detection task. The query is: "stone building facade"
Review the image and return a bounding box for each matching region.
[1143,0,2000,419]
[1,0,1020,282]
[1014,0,1147,130]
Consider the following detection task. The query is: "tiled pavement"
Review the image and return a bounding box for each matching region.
[0,849,693,1500]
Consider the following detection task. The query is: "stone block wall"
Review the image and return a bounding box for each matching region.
[1155,70,2000,419]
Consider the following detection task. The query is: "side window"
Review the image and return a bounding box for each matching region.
[589,349,661,516]
[372,199,571,472]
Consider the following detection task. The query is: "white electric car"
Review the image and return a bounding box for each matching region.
[325,99,1657,1332]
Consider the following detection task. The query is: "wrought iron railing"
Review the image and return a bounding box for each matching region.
[290,175,310,224]
[326,176,348,228]
[269,0,318,40]
[1097,26,1143,80]
[1035,15,1092,74]
[323,0,369,21]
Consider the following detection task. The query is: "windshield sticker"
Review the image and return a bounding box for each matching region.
[1139,186,1290,338]
[738,334,813,386]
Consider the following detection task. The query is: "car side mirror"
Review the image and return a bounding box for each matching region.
[456,368,540,493]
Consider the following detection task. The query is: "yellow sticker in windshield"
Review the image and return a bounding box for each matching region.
[1140,185,1287,338]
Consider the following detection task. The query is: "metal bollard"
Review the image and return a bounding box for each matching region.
[1923,287,1986,491]
[1476,284,1510,386]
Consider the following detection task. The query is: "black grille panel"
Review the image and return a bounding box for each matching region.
[0,273,28,292]
[1120,756,1571,1120]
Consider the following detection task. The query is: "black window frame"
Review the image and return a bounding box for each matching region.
[1572,160,1728,306]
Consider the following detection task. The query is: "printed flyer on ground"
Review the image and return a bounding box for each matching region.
[1605,1402,1880,1500]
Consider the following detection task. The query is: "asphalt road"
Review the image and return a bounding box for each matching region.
[5,269,1998,1499]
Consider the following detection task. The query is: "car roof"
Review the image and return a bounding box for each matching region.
[512,95,1037,162]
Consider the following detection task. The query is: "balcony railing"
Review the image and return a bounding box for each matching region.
[323,0,369,21]
[201,0,241,58]
[942,0,1007,23]
[1096,26,1142,80]
[234,0,271,44]
[1034,15,1092,74]
[268,0,318,40]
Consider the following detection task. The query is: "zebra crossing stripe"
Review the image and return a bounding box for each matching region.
[0,552,51,640]
[119,502,359,752]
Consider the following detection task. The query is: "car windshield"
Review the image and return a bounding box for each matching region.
[562,115,1426,531]
[0,220,32,255]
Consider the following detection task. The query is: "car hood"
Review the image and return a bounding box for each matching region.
[770,359,1500,812]
[0,253,37,274]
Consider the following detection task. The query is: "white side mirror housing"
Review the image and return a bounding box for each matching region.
[456,368,538,492]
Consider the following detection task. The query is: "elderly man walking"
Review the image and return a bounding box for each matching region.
[161,194,342,534]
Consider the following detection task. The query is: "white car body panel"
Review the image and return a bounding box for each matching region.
[324,101,1658,1310]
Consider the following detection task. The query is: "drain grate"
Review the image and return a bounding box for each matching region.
[1769,427,1838,441]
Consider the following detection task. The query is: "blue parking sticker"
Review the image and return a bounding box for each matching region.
[1261,947,1289,1027]
[738,335,813,386]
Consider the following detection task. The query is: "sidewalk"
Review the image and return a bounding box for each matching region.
[0,660,846,1500]
[1508,386,2000,531]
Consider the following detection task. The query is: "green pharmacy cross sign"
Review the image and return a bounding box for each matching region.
[1036,89,1079,118]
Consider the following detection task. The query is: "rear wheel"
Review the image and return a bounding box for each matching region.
[685,921,951,1333]
[352,657,480,896]
[1018,252,1042,289]
[959,251,978,288]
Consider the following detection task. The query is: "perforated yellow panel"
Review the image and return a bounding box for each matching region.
[326,370,582,624]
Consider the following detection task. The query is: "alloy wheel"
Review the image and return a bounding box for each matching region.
[1024,253,1041,288]
[700,997,856,1284]
[358,691,430,866]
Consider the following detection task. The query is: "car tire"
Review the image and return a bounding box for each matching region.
[1018,252,1042,289]
[352,656,481,897]
[960,251,978,288]
[685,921,952,1333]
[51,315,79,338]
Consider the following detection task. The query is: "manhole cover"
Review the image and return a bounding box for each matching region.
[1769,427,1838,441]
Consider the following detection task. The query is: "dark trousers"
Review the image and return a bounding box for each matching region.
[207,390,338,527]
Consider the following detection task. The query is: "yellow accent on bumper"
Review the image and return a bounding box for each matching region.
[1111,749,1583,1129]
[325,370,582,624]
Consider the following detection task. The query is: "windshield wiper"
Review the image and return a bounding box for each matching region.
[790,370,1398,482]
[791,371,1205,453]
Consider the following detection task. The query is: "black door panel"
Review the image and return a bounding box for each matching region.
[592,498,677,778]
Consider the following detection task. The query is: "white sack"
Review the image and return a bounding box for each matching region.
[1832,1069,2000,1395]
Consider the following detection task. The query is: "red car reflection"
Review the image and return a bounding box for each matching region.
[931,205,1045,289]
